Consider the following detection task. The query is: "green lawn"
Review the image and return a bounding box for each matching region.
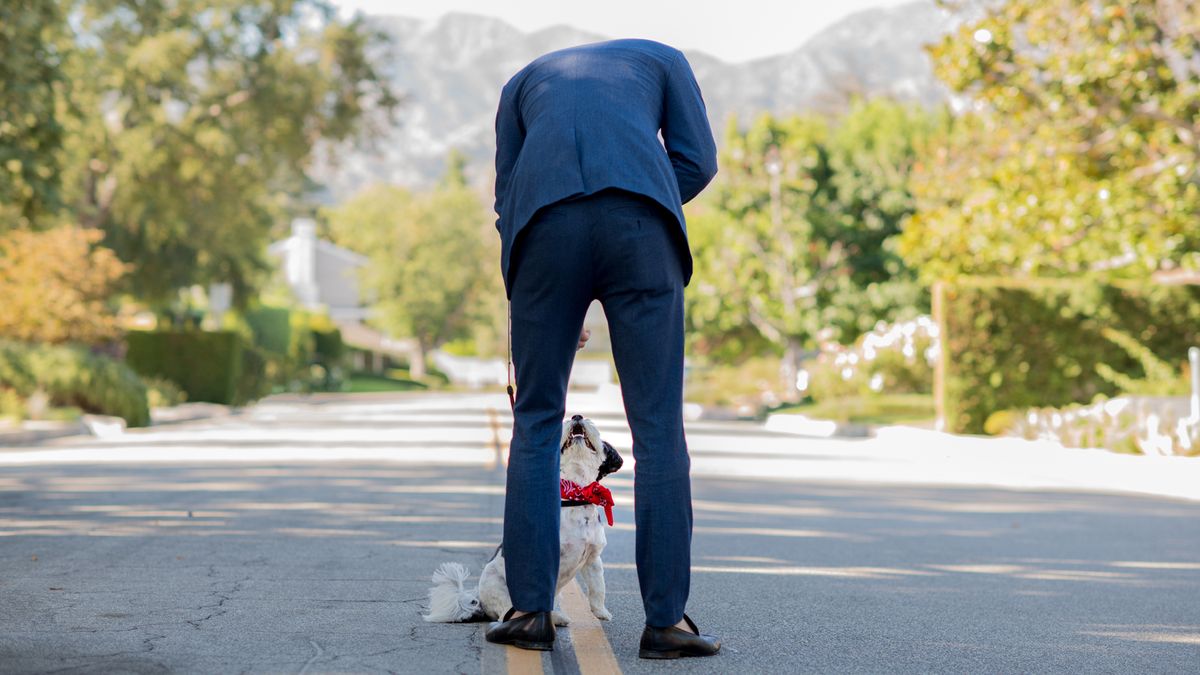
[344,373,428,393]
[773,394,935,426]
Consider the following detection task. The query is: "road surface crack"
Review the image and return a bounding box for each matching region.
[185,575,248,630]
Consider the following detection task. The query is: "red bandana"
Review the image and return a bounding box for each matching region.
[560,478,614,526]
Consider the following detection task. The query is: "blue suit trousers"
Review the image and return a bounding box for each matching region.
[502,188,693,628]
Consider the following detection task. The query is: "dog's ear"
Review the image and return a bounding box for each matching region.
[596,441,624,481]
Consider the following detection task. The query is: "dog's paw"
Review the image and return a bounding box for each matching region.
[551,611,571,626]
[591,606,612,621]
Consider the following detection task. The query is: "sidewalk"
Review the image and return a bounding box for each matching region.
[703,421,1200,503]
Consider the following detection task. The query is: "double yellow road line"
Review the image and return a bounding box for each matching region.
[487,580,622,675]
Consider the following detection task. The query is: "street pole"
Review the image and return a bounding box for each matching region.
[765,145,798,399]
[1189,347,1199,422]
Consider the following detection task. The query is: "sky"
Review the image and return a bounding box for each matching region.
[330,0,917,63]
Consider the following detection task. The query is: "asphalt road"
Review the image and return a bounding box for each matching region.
[1,392,1198,674]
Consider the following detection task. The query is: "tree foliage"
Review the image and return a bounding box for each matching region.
[688,100,942,374]
[0,226,128,344]
[900,0,1200,280]
[42,0,398,303]
[0,0,66,226]
[324,173,500,372]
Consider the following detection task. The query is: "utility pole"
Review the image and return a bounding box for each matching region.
[1190,347,1199,422]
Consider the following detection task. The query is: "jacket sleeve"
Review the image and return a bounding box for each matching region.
[493,80,525,231]
[662,50,718,204]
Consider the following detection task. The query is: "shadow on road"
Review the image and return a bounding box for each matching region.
[1,463,1198,673]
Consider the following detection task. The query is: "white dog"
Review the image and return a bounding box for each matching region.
[423,415,623,625]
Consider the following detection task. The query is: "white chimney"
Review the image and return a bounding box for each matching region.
[288,218,320,308]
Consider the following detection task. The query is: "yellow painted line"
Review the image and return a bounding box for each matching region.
[560,580,623,675]
[504,641,545,675]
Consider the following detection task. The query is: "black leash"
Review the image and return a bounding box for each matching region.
[506,300,516,412]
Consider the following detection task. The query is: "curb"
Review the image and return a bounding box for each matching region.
[150,402,235,426]
[0,402,235,448]
[763,413,873,438]
[0,421,88,447]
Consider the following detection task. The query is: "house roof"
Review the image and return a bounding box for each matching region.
[336,320,417,357]
[267,236,368,267]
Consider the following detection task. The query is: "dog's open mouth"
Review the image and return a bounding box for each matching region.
[564,427,594,451]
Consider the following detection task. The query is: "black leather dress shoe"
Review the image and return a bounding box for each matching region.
[485,608,555,651]
[639,613,721,659]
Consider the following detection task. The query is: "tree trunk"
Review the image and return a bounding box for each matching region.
[781,338,804,402]
[409,341,427,380]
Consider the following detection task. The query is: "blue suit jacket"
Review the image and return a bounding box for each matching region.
[493,39,718,297]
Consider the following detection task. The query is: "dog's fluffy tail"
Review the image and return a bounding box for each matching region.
[423,562,484,622]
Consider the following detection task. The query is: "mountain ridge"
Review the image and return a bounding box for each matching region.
[313,1,960,199]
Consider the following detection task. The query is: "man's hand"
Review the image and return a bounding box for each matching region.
[577,328,591,351]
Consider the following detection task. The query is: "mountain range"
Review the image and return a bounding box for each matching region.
[312,1,963,199]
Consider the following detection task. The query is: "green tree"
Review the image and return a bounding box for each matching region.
[442,148,469,189]
[684,202,774,363]
[324,167,499,378]
[0,0,66,227]
[56,0,398,304]
[689,101,941,394]
[900,0,1200,280]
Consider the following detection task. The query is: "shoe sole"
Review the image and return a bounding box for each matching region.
[485,635,554,651]
[509,640,553,651]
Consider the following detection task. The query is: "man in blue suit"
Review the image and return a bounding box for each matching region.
[484,39,721,659]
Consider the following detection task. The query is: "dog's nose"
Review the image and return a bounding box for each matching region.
[571,415,583,422]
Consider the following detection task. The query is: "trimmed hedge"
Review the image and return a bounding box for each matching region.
[0,340,150,426]
[126,331,243,405]
[244,306,292,355]
[228,305,349,395]
[935,279,1200,434]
